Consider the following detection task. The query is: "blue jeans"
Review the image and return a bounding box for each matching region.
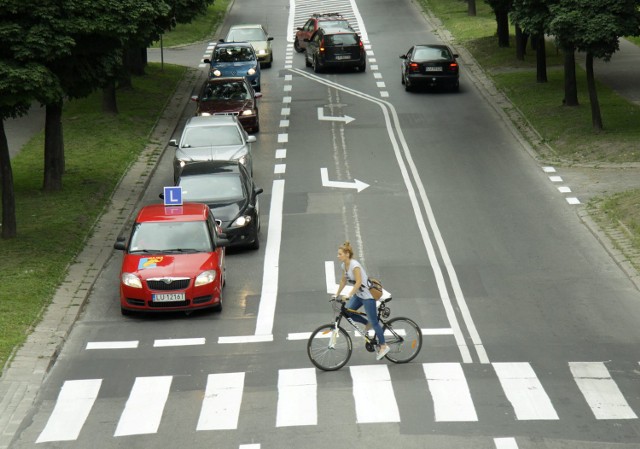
[346,294,385,345]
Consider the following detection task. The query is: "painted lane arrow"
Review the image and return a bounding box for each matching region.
[320,168,369,193]
[317,107,355,124]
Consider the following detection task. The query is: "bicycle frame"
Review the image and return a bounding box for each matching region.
[331,299,402,346]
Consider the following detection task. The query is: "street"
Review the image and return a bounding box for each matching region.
[8,0,640,447]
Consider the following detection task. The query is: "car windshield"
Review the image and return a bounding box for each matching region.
[203,82,250,101]
[129,221,211,253]
[227,28,266,42]
[180,173,245,202]
[414,47,451,61]
[182,126,243,147]
[324,33,357,46]
[213,46,256,63]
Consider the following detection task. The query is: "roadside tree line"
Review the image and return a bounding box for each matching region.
[0,0,214,239]
[478,0,640,131]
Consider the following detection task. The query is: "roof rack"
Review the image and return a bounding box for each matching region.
[311,12,344,18]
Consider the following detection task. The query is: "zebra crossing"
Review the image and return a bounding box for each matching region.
[34,361,639,443]
[292,0,364,37]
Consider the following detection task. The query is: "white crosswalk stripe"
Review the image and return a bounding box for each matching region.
[570,362,637,419]
[35,361,640,443]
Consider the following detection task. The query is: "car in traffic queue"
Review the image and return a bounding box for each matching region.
[113,203,228,315]
[204,42,261,92]
[294,12,353,53]
[304,27,366,73]
[170,115,255,183]
[191,77,261,134]
[400,44,460,92]
[175,160,263,250]
[224,24,274,68]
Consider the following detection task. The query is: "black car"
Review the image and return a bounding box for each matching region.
[175,161,263,250]
[400,44,460,92]
[304,28,366,73]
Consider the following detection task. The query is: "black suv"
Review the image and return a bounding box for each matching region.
[304,28,366,73]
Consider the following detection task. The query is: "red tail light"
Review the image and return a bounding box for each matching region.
[449,62,458,72]
[319,38,325,52]
[409,62,419,72]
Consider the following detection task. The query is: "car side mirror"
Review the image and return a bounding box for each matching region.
[159,193,164,199]
[218,38,225,43]
[203,58,211,64]
[297,27,302,31]
[268,37,274,41]
[114,241,126,251]
[217,238,230,248]
[169,139,178,147]
[453,54,459,58]
[255,92,263,99]
[400,54,407,59]
[254,187,264,196]
[247,135,257,143]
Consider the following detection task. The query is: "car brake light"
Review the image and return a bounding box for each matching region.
[320,38,325,52]
[409,63,419,72]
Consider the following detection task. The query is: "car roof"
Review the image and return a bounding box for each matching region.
[185,115,237,127]
[415,44,449,50]
[136,203,210,223]
[228,24,265,30]
[179,160,242,177]
[216,41,254,49]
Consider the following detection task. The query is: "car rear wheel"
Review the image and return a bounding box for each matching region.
[404,75,413,92]
[304,51,312,67]
[313,56,321,73]
[358,62,366,72]
[294,39,303,53]
[401,71,405,85]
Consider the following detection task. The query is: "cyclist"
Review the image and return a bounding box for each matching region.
[334,241,390,360]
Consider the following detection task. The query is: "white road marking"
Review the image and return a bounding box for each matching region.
[274,164,286,174]
[424,363,477,421]
[197,373,245,430]
[254,180,285,335]
[276,368,317,427]
[493,363,558,420]
[566,197,580,205]
[320,168,369,192]
[279,119,290,127]
[114,376,172,436]
[239,445,260,449]
[570,362,637,419]
[277,133,288,143]
[317,107,355,124]
[350,365,400,423]
[86,341,138,349]
[284,85,292,92]
[549,176,563,182]
[36,379,102,443]
[376,81,386,88]
[275,149,287,159]
[153,338,205,347]
[494,437,519,449]
[542,166,556,173]
[219,335,273,344]
[281,107,290,115]
[380,91,389,98]
[558,186,571,193]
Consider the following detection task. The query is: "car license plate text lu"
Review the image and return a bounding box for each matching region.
[153,293,186,302]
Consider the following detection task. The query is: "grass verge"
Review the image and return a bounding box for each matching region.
[151,0,232,48]
[0,63,186,371]
[417,0,640,267]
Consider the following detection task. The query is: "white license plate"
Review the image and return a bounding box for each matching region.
[335,55,351,60]
[425,67,443,72]
[152,293,186,302]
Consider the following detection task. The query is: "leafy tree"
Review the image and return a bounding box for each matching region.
[511,0,554,83]
[550,0,640,129]
[485,0,511,47]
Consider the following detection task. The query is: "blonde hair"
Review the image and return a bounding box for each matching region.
[339,241,354,259]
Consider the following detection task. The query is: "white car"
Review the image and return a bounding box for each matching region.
[224,24,274,68]
[170,115,256,182]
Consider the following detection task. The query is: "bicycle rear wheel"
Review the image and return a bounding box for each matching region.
[383,317,422,363]
[307,324,352,371]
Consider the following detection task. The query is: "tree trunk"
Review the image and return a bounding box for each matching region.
[468,0,476,16]
[102,80,118,114]
[496,10,510,47]
[585,52,603,131]
[43,101,65,192]
[515,26,528,61]
[563,48,579,106]
[535,33,547,83]
[0,120,17,238]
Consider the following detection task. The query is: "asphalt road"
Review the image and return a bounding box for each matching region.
[8,0,640,448]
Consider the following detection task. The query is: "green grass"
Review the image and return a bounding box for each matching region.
[0,63,186,371]
[151,0,231,48]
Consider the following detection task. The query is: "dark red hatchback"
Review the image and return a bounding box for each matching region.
[191,77,261,133]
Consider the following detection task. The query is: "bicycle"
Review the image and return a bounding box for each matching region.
[307,296,423,371]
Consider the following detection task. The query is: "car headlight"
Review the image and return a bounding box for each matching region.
[241,109,255,116]
[232,216,252,227]
[195,270,216,287]
[179,160,186,168]
[211,69,221,77]
[238,154,248,166]
[247,67,256,75]
[199,112,211,116]
[258,49,266,55]
[122,273,142,289]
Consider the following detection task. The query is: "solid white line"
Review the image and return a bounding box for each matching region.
[423,363,477,421]
[255,180,285,335]
[570,362,637,419]
[276,368,317,427]
[493,363,558,420]
[197,372,245,430]
[114,376,172,436]
[350,365,400,423]
[153,338,205,347]
[494,437,519,449]
[422,328,454,335]
[219,335,273,344]
[36,379,102,443]
[86,341,138,349]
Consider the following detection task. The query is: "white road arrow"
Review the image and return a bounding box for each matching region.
[321,168,369,192]
[317,107,355,124]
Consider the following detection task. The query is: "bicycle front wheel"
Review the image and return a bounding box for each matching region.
[307,324,352,371]
[383,317,422,363]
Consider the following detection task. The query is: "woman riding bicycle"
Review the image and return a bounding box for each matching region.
[335,241,390,360]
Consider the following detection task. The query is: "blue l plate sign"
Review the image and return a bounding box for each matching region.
[163,186,183,206]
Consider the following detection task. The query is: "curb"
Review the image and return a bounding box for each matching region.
[0,66,205,449]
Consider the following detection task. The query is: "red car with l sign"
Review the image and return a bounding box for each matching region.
[114,203,227,315]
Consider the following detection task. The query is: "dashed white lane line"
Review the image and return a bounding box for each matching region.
[277,134,288,143]
[494,438,519,449]
[549,175,563,182]
[276,149,287,159]
[281,107,290,115]
[558,186,571,193]
[280,119,290,127]
[153,338,205,347]
[86,341,138,350]
[274,164,286,174]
